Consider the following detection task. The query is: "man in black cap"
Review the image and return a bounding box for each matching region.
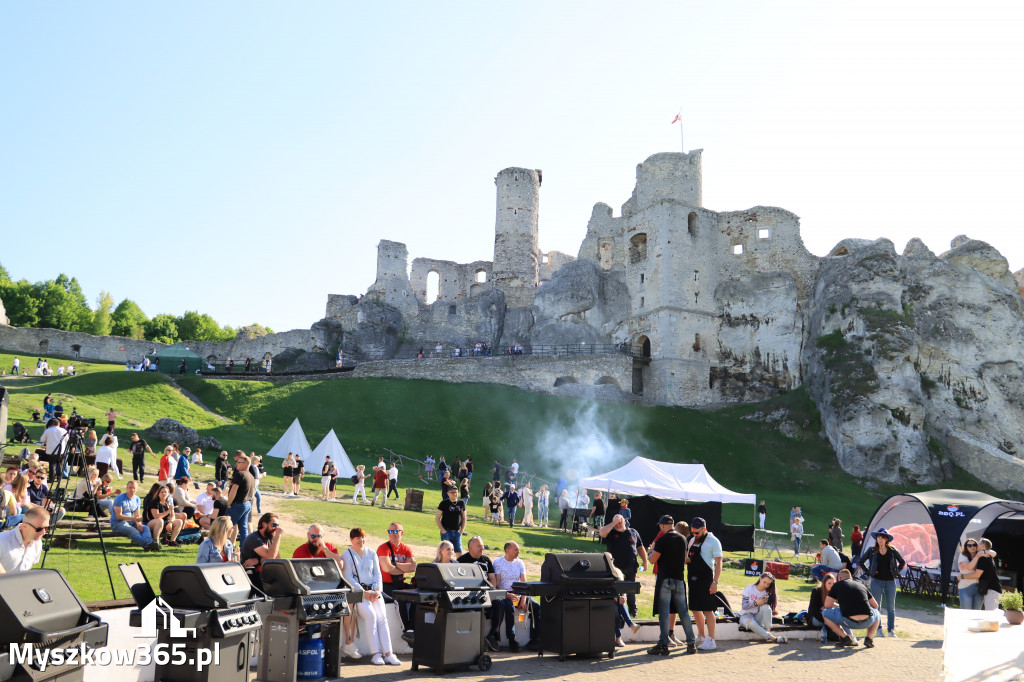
[599,513,648,617]
[647,515,696,656]
[687,516,723,650]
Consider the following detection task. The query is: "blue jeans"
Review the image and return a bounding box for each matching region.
[869,579,897,633]
[793,536,802,555]
[811,564,837,581]
[657,578,695,646]
[507,505,517,527]
[111,519,154,547]
[253,488,262,513]
[440,529,463,554]
[0,515,24,530]
[959,583,984,610]
[811,616,828,643]
[614,603,635,638]
[739,605,775,640]
[822,606,879,635]
[227,501,252,547]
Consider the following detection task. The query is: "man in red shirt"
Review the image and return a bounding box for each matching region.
[377,522,416,641]
[292,523,344,570]
[371,465,389,508]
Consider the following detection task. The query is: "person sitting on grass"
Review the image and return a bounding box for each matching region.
[740,572,787,644]
[822,568,881,649]
[145,483,183,546]
[810,539,843,582]
[111,480,160,551]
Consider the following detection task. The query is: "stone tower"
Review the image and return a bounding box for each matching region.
[368,239,418,317]
[492,167,541,288]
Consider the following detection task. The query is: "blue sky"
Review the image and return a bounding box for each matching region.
[2,2,1022,332]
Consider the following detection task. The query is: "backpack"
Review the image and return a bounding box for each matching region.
[351,474,360,485]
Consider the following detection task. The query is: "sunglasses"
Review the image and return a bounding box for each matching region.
[25,523,46,534]
[388,529,402,535]
[271,522,280,528]
[965,543,978,547]
[309,534,321,539]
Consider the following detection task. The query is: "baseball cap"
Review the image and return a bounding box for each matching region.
[658,515,675,525]
[690,517,707,529]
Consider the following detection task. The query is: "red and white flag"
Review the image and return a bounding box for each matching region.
[671,113,681,124]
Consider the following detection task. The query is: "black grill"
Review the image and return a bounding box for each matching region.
[512,553,640,661]
[0,570,108,682]
[124,562,271,682]
[395,563,504,673]
[258,558,360,681]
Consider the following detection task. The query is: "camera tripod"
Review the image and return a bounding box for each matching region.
[39,428,117,599]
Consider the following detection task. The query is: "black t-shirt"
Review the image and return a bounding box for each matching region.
[604,527,641,568]
[146,499,170,522]
[240,531,270,566]
[230,469,255,504]
[212,498,228,518]
[215,457,230,479]
[872,550,894,581]
[293,458,304,474]
[466,460,473,473]
[653,531,687,581]
[129,439,149,459]
[593,499,606,516]
[828,579,873,618]
[758,504,767,514]
[437,499,465,531]
[457,551,494,579]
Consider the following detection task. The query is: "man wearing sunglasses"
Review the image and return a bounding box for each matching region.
[378,522,416,641]
[293,523,343,569]
[0,507,49,574]
[240,512,283,574]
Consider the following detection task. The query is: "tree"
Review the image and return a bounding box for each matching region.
[145,314,180,344]
[35,275,93,332]
[177,310,232,342]
[92,291,114,336]
[110,299,148,339]
[0,279,42,327]
[236,323,274,339]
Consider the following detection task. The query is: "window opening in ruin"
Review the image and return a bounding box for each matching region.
[514,209,517,215]
[640,297,645,308]
[694,271,699,282]
[599,242,613,271]
[732,244,744,255]
[693,333,701,352]
[635,335,652,359]
[695,293,699,304]
[448,305,456,315]
[426,271,441,302]
[640,273,645,284]
[475,269,487,283]
[629,233,648,264]
[541,254,549,264]
[688,212,698,236]
[554,376,578,387]
[758,228,770,239]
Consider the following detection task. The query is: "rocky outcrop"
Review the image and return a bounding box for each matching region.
[805,236,1024,492]
[147,418,199,447]
[531,260,629,345]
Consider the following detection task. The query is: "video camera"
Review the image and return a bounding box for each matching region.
[68,415,96,430]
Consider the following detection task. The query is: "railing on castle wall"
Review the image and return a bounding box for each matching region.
[391,343,634,360]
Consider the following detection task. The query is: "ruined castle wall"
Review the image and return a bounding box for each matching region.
[492,167,540,288]
[623,151,702,219]
[539,251,575,282]
[410,258,494,303]
[351,354,633,400]
[577,203,626,272]
[363,240,419,317]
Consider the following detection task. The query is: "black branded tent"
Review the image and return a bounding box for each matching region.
[863,489,1024,602]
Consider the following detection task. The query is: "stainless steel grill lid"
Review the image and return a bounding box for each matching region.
[0,569,92,639]
[261,558,352,596]
[413,562,489,590]
[540,553,614,582]
[159,563,255,609]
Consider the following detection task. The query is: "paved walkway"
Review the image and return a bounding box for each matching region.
[298,637,942,680]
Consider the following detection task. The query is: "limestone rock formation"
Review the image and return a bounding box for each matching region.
[198,436,222,451]
[804,236,1024,491]
[147,418,199,447]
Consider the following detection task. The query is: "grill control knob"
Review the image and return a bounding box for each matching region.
[327,602,334,610]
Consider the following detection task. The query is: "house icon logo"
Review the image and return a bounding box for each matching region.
[136,596,196,638]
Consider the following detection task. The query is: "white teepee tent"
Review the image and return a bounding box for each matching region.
[307,429,356,477]
[263,418,313,463]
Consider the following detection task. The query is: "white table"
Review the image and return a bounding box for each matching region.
[944,606,1024,682]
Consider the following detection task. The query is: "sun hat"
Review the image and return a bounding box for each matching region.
[871,528,894,542]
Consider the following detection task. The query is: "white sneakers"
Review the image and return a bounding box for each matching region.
[698,638,717,650]
[342,642,360,659]
[371,654,385,666]
[384,653,402,666]
[667,633,682,646]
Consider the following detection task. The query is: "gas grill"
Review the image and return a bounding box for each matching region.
[512,553,640,661]
[124,562,271,682]
[395,563,505,673]
[257,558,361,681]
[0,569,109,682]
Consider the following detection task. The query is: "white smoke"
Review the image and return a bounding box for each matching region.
[530,402,646,501]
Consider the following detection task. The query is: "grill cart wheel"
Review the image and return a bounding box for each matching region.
[477,654,492,671]
[608,649,615,659]
[411,662,419,671]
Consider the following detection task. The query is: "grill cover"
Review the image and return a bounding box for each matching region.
[159,563,255,609]
[261,558,354,596]
[413,563,489,590]
[0,569,97,640]
[540,553,613,582]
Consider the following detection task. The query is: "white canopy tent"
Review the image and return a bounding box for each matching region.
[307,429,356,477]
[577,456,755,504]
[263,418,314,464]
